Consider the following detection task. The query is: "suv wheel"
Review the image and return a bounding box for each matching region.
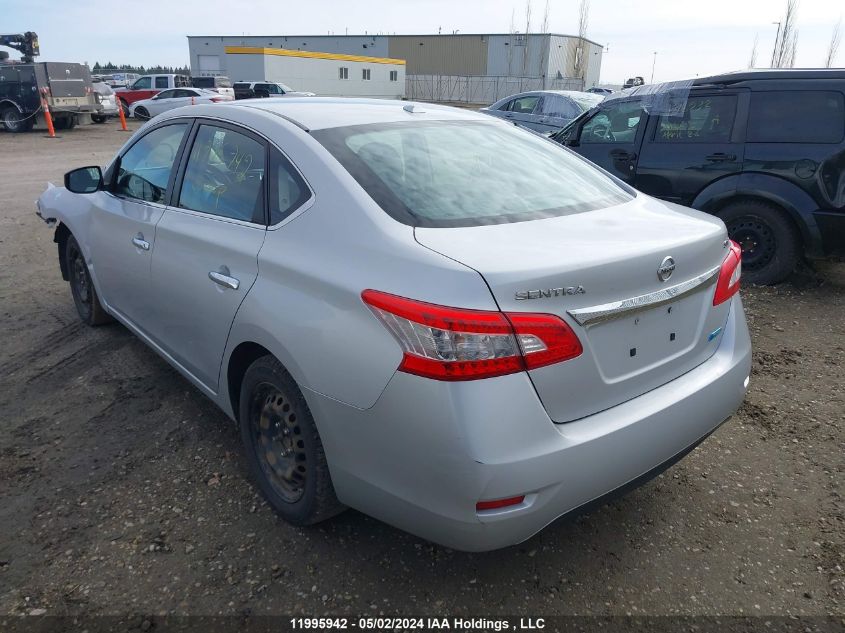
[719,200,800,285]
[2,107,33,133]
[239,356,344,526]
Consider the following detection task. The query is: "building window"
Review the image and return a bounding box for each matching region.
[389,70,398,82]
[339,67,349,80]
[362,68,371,81]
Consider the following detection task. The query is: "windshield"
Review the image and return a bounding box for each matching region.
[313,120,632,228]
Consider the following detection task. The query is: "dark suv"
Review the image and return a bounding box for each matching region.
[553,69,845,284]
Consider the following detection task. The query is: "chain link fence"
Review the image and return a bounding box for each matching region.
[406,74,585,106]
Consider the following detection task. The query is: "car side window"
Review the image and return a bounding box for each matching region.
[173,89,193,98]
[581,101,644,144]
[133,77,151,90]
[269,149,311,224]
[747,91,845,143]
[155,76,169,89]
[178,125,267,224]
[507,96,540,114]
[155,89,176,100]
[114,123,189,204]
[541,95,579,119]
[656,95,737,143]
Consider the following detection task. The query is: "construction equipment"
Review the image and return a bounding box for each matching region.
[0,32,39,62]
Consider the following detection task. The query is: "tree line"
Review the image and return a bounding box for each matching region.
[92,61,191,75]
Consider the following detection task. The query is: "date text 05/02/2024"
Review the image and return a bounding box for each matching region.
[290,617,547,630]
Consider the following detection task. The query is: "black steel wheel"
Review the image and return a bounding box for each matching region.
[64,234,112,326]
[2,107,33,133]
[719,200,800,285]
[239,356,344,525]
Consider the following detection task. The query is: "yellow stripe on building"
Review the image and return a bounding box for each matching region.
[225,46,406,66]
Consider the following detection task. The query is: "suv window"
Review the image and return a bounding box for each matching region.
[269,150,310,224]
[132,77,152,90]
[154,76,169,89]
[747,91,845,143]
[581,101,643,144]
[504,95,540,114]
[656,95,737,143]
[178,125,266,223]
[114,123,188,204]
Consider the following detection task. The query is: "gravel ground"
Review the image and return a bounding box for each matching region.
[0,120,843,619]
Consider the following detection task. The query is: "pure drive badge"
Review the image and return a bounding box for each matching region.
[515,286,586,300]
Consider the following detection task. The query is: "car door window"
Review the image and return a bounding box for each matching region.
[540,95,579,119]
[269,150,311,224]
[155,76,169,89]
[155,89,176,100]
[178,124,266,223]
[656,95,737,142]
[172,89,193,98]
[132,77,152,90]
[507,95,540,114]
[114,123,189,204]
[581,101,644,144]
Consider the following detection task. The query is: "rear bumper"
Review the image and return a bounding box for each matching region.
[306,296,751,552]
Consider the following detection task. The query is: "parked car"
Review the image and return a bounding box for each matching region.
[0,61,101,132]
[107,72,140,88]
[232,81,315,99]
[91,79,119,122]
[36,98,750,552]
[552,69,845,285]
[129,88,233,119]
[115,73,190,114]
[191,76,235,99]
[481,90,605,134]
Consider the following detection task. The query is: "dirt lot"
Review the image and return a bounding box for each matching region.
[0,120,843,619]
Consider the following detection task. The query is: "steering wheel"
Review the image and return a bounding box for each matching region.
[591,123,615,142]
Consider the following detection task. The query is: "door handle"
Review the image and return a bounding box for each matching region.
[131,234,150,251]
[705,153,737,162]
[610,149,636,160]
[208,271,240,290]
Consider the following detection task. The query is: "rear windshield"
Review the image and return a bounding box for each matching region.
[313,120,632,228]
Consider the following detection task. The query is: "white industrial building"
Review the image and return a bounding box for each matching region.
[187,33,603,103]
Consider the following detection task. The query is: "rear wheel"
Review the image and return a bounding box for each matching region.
[239,356,344,526]
[91,114,107,124]
[65,235,112,326]
[134,106,149,120]
[2,107,33,133]
[719,200,800,285]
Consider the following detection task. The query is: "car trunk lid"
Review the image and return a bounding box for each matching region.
[415,195,733,423]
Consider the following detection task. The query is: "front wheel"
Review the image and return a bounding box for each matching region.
[239,356,344,526]
[719,200,800,285]
[134,107,149,120]
[65,235,112,326]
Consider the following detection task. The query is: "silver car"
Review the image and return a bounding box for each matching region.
[482,90,605,133]
[36,99,751,552]
[129,88,233,120]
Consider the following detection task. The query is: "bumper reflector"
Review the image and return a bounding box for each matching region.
[476,495,525,512]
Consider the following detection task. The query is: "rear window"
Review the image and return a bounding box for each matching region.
[313,120,632,228]
[192,77,214,88]
[747,91,845,143]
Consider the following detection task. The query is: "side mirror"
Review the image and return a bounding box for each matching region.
[65,166,103,194]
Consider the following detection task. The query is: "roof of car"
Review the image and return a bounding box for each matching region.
[224,97,492,131]
[693,68,845,85]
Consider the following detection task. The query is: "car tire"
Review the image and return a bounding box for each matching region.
[91,114,107,124]
[65,235,112,326]
[2,107,33,133]
[53,116,68,130]
[134,107,149,120]
[718,200,800,286]
[239,355,344,526]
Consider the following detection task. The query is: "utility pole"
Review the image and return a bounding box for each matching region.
[650,51,657,83]
[770,21,781,66]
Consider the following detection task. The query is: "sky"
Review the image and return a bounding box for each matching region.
[3,0,842,84]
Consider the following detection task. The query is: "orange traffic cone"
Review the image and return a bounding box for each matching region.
[118,100,129,131]
[42,98,56,138]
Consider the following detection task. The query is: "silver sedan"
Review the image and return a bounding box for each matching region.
[37,99,750,551]
[129,87,233,120]
[481,90,605,133]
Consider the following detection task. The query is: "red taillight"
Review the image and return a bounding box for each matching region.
[361,290,582,381]
[713,240,742,306]
[210,97,223,102]
[476,496,525,511]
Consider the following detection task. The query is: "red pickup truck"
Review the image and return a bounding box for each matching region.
[114,74,190,114]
